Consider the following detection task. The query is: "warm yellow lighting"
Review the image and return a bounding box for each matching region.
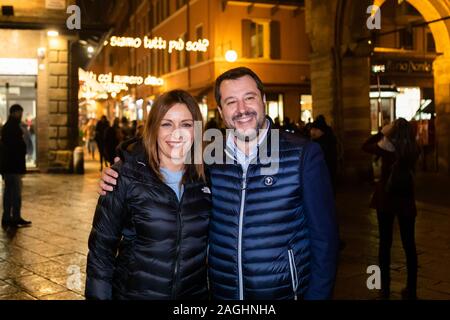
[87,46,95,53]
[37,47,46,59]
[47,30,59,37]
[225,50,238,62]
[109,35,210,53]
[87,71,163,87]
[111,92,117,98]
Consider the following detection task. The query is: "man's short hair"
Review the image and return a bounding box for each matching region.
[214,67,265,107]
[9,104,23,114]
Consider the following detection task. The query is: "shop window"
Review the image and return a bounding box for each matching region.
[242,19,280,59]
[399,28,414,50]
[0,75,37,168]
[427,32,436,52]
[251,22,264,58]
[265,93,284,123]
[396,87,421,121]
[300,95,313,123]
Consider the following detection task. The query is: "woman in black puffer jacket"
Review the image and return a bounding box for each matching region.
[85,90,211,300]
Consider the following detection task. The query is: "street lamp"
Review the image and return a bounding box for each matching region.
[225,50,238,62]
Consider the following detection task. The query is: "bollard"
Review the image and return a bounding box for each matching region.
[73,146,84,174]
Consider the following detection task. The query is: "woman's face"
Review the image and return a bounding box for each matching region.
[157,103,194,165]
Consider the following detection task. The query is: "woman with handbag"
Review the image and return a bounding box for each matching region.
[362,118,419,300]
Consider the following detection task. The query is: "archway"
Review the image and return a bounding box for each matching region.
[371,0,450,174]
[372,0,450,56]
[306,0,450,178]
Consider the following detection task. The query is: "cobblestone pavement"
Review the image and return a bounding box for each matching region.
[0,159,449,300]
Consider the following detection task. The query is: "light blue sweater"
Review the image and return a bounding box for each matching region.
[160,167,184,201]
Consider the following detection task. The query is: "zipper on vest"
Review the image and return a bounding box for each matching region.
[171,189,185,299]
[288,249,299,300]
[238,171,247,300]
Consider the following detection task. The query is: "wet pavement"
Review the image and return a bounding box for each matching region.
[0,158,449,300]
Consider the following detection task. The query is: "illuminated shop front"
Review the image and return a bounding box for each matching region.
[0,27,79,172]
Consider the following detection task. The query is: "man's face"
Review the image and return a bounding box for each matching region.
[218,75,266,141]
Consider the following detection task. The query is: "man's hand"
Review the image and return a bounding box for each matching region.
[97,157,120,196]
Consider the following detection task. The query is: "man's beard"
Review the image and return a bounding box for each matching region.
[231,111,264,142]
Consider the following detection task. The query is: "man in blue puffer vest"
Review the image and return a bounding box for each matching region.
[207,67,338,300]
[99,67,339,300]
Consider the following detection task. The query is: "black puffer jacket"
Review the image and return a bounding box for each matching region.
[85,139,211,300]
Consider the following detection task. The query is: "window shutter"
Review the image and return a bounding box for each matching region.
[270,20,281,60]
[242,19,252,58]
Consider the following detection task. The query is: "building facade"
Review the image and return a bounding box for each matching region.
[89,0,310,126]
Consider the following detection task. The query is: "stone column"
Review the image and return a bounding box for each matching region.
[340,55,372,180]
[434,56,450,175]
[47,37,73,172]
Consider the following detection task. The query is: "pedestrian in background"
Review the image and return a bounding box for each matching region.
[95,115,109,171]
[121,116,133,141]
[362,118,419,300]
[310,115,338,194]
[0,104,32,228]
[85,118,97,160]
[104,118,123,166]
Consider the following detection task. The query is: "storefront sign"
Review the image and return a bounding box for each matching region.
[372,59,433,75]
[0,58,38,75]
[45,0,66,10]
[109,36,210,53]
[87,71,164,87]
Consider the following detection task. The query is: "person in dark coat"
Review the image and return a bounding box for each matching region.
[1,104,31,228]
[362,118,419,300]
[103,118,123,166]
[86,90,210,300]
[310,115,338,194]
[95,116,109,171]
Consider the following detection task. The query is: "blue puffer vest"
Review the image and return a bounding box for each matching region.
[208,124,319,300]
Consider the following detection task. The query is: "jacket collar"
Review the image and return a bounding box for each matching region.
[223,116,276,167]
